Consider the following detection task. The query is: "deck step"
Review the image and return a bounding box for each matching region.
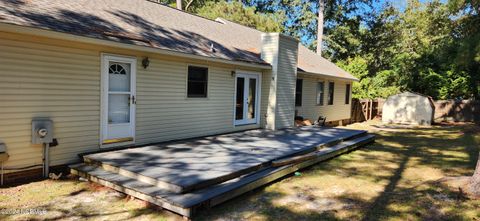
[82,157,186,193]
[70,163,192,216]
[80,128,369,194]
[70,133,374,218]
[272,133,374,166]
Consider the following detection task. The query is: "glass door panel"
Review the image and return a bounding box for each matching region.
[108,62,131,125]
[108,94,130,124]
[108,63,131,92]
[236,77,245,120]
[248,78,257,119]
[235,73,259,125]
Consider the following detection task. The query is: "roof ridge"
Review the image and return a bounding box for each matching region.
[217,18,316,51]
[145,0,223,25]
[215,18,264,34]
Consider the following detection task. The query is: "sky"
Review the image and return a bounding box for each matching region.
[375,0,447,11]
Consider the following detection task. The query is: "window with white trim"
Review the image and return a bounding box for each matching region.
[295,79,303,106]
[345,84,351,104]
[328,81,335,105]
[316,82,325,105]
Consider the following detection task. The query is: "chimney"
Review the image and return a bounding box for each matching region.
[317,0,324,54]
[176,0,182,10]
[261,33,299,130]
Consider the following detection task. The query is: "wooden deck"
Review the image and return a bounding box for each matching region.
[70,126,374,218]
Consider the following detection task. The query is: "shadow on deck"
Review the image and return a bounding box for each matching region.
[70,126,374,218]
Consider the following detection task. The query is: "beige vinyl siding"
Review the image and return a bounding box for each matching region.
[295,73,352,122]
[0,32,263,172]
[135,59,259,145]
[274,35,299,129]
[0,36,101,168]
[260,34,279,129]
[260,70,272,128]
[260,33,299,130]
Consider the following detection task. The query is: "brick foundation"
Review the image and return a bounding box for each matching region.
[2,165,70,186]
[325,119,351,127]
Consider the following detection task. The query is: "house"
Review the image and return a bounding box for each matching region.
[0,0,357,183]
[382,92,435,125]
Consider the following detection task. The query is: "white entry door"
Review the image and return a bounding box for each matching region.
[101,55,136,146]
[234,72,260,125]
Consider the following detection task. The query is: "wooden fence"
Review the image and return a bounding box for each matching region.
[434,100,480,123]
[351,98,385,122]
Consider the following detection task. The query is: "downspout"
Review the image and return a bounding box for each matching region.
[176,0,182,10]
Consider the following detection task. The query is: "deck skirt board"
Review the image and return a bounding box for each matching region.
[70,164,192,216]
[82,127,366,193]
[70,127,375,218]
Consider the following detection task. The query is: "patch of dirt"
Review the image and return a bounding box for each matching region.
[437,176,479,199]
[275,193,354,212]
[0,178,174,221]
[370,124,430,132]
[421,205,449,221]
[436,121,473,126]
[462,126,480,134]
[431,193,454,203]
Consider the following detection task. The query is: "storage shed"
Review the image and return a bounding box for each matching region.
[382,92,435,125]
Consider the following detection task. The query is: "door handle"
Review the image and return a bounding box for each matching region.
[131,95,136,104]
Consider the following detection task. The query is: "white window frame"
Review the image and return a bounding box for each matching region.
[328,81,335,105]
[295,78,303,107]
[316,81,325,106]
[345,83,351,105]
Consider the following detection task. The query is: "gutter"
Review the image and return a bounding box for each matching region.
[0,23,272,70]
[297,70,359,82]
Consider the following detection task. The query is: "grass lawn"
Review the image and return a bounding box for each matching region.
[1,120,479,220]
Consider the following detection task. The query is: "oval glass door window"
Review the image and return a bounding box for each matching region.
[109,63,130,92]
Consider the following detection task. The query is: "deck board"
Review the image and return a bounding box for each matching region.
[84,127,365,193]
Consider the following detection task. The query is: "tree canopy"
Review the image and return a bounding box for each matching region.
[160,0,479,100]
[196,1,285,32]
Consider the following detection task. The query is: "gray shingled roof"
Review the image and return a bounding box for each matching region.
[0,0,356,80]
[215,19,357,80]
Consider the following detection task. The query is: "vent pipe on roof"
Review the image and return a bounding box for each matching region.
[176,0,182,10]
[317,0,324,55]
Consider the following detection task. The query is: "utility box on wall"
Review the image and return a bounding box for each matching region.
[0,143,8,162]
[32,119,54,144]
[0,143,5,153]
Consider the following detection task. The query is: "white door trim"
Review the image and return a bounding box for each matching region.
[233,71,262,126]
[100,53,137,148]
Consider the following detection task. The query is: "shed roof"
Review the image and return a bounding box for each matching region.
[0,0,357,80]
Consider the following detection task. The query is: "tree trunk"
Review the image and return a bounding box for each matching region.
[469,152,480,197]
[317,0,324,55]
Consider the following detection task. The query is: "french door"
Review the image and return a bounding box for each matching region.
[101,55,136,146]
[234,72,260,125]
